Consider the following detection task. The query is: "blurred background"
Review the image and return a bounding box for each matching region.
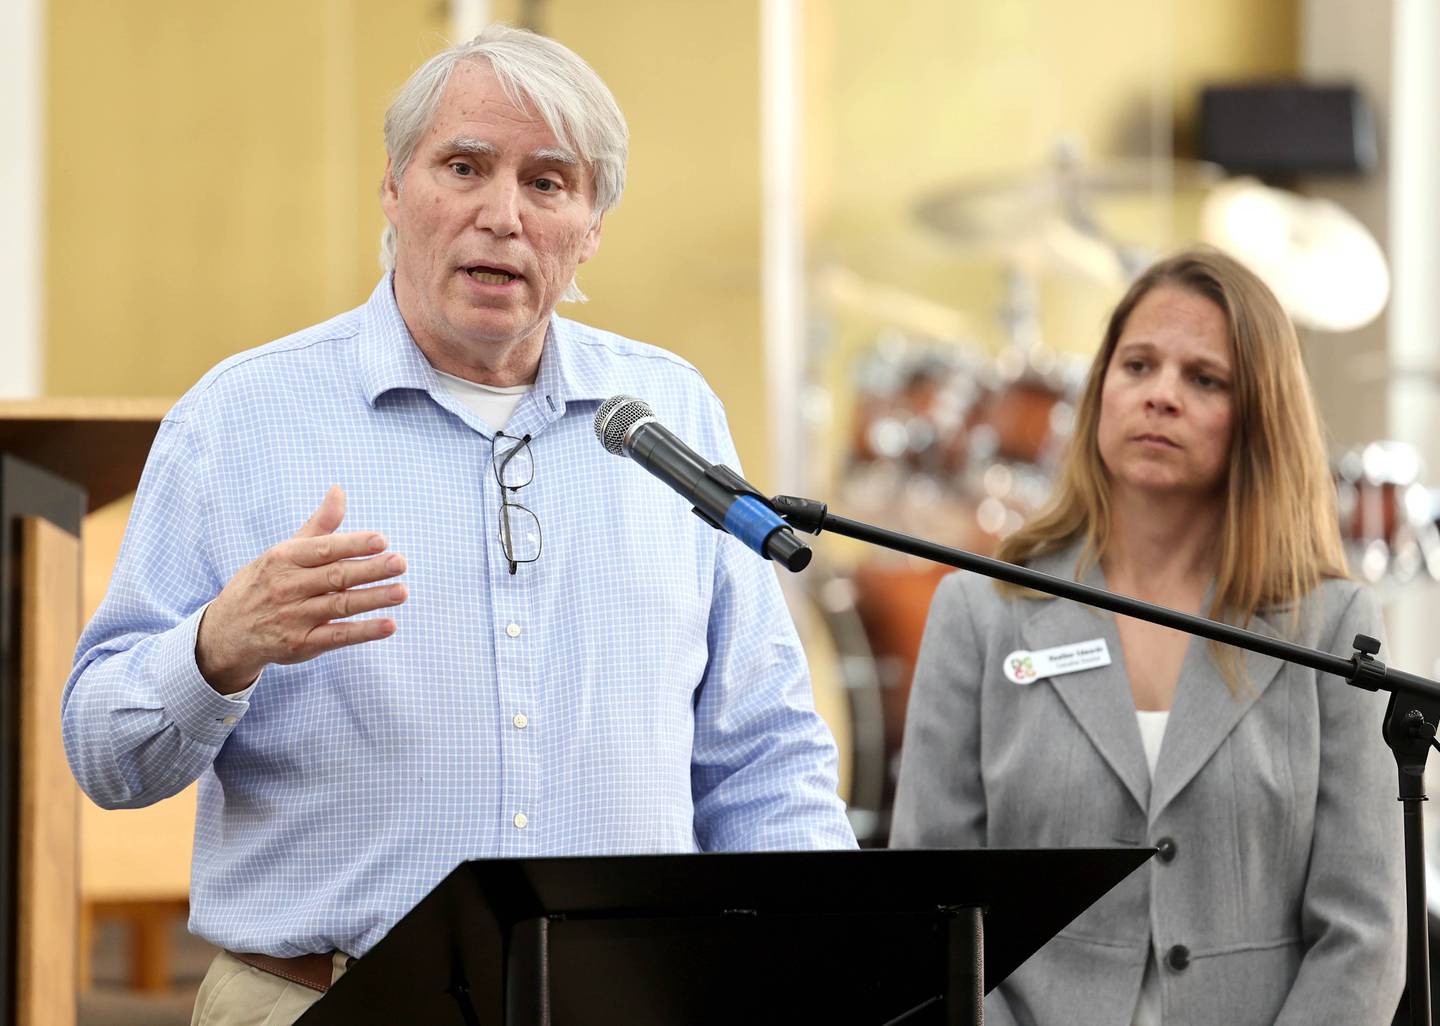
[2,0,1437,1021]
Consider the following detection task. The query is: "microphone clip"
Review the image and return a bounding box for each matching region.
[687,465,812,572]
[688,464,770,531]
[770,495,828,534]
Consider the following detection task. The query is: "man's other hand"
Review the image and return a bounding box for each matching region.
[194,485,408,694]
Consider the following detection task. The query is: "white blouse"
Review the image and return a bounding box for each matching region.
[1131,708,1170,1026]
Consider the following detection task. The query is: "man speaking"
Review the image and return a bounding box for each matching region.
[61,24,854,1025]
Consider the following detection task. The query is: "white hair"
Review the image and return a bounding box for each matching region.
[379,24,628,303]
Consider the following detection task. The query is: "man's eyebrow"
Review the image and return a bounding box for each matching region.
[531,147,580,166]
[438,139,579,166]
[444,137,498,157]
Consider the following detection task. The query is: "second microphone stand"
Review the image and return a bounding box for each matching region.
[770,494,1440,1026]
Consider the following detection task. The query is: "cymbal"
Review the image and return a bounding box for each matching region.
[812,265,972,341]
[915,156,1222,285]
[1201,177,1389,333]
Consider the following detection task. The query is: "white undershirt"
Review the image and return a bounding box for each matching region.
[1136,709,1168,778]
[434,369,531,432]
[1131,708,1170,1026]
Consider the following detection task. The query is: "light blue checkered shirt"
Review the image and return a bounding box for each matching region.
[62,277,855,958]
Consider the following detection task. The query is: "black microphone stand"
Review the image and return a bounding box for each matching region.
[772,495,1440,1026]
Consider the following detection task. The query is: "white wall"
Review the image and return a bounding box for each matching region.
[0,0,43,398]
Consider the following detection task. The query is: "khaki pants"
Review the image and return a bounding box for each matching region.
[191,950,350,1026]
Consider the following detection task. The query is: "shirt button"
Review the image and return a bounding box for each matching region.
[1165,944,1190,972]
[1155,837,1177,863]
[513,812,529,829]
[221,715,238,726]
[513,713,529,729]
[506,623,521,638]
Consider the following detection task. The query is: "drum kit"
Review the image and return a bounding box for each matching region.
[838,291,1083,553]
[799,144,1420,844]
[1335,441,1440,588]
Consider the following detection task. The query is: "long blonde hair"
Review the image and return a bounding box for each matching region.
[996,247,1347,688]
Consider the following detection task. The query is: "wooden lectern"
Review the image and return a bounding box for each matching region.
[0,399,168,1026]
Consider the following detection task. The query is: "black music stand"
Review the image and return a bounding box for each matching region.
[296,848,1150,1026]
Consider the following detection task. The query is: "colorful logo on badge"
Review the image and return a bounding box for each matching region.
[1009,654,1038,682]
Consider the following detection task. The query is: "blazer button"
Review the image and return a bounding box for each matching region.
[1165,944,1190,972]
[1155,837,1177,863]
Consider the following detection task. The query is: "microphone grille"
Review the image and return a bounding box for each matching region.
[594,395,655,456]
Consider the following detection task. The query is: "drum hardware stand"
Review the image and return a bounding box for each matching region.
[770,493,1440,1026]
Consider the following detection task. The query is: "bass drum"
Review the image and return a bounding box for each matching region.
[785,562,888,845]
[964,375,1073,468]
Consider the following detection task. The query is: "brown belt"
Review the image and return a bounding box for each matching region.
[226,949,338,993]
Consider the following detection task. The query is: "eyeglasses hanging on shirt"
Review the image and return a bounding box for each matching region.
[493,432,541,574]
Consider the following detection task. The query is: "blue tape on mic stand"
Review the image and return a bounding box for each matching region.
[721,494,787,559]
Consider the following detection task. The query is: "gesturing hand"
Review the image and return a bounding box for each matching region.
[195,485,408,695]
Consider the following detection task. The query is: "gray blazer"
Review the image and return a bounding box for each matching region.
[891,544,1404,1026]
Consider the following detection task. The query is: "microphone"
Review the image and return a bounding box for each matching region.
[593,395,811,572]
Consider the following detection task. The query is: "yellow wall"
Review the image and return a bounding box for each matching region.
[45,0,442,403]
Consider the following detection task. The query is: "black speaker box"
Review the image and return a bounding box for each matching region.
[1198,82,1377,176]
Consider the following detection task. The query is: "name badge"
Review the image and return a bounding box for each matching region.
[1004,639,1112,685]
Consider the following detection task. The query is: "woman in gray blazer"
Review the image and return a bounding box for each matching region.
[891,248,1404,1026]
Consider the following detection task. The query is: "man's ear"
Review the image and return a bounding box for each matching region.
[578,213,604,265]
[380,159,400,221]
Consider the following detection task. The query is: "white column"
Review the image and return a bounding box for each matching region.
[1385,0,1440,903]
[1388,0,1440,449]
[0,0,43,397]
[761,0,804,495]
[1384,0,1440,685]
[450,0,491,42]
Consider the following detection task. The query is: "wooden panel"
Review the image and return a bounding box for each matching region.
[83,899,191,994]
[80,795,196,904]
[18,516,80,1026]
[0,398,171,422]
[0,400,169,514]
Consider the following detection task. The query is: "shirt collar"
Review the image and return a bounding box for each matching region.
[357,276,442,406]
[534,315,625,410]
[356,276,616,417]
